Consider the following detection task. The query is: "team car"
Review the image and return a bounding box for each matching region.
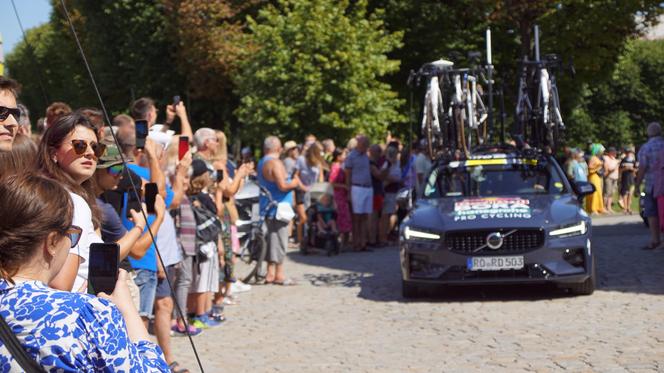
[399,146,597,298]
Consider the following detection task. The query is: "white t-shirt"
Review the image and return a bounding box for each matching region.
[156,213,183,267]
[70,192,103,292]
[414,153,432,195]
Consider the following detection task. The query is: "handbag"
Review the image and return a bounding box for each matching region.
[275,201,295,222]
[0,313,46,372]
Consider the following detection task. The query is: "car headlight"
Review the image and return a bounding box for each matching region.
[549,221,587,237]
[403,226,440,240]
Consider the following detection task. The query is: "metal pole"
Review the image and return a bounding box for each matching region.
[534,25,540,62]
[486,28,494,143]
[499,83,506,144]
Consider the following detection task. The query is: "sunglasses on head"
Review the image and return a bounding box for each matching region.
[65,225,83,248]
[0,106,20,122]
[107,164,124,177]
[71,139,106,158]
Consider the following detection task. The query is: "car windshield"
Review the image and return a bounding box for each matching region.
[423,160,566,198]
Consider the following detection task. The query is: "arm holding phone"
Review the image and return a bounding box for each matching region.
[169,150,192,210]
[128,195,166,260]
[142,139,167,199]
[165,99,193,140]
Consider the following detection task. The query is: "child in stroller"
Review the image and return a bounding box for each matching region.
[301,185,340,256]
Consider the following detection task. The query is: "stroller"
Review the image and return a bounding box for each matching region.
[300,182,340,256]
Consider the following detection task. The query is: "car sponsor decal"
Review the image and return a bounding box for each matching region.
[453,197,532,221]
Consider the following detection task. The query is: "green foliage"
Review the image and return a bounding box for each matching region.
[567,39,664,148]
[234,0,405,143]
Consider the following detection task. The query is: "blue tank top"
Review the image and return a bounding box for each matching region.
[258,155,293,218]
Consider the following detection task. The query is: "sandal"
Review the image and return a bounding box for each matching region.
[168,361,190,373]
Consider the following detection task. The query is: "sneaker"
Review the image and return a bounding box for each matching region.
[231,281,252,293]
[191,314,222,328]
[171,324,203,337]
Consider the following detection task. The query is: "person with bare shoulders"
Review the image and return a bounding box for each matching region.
[257,136,305,285]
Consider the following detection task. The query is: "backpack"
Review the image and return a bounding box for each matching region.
[189,195,222,261]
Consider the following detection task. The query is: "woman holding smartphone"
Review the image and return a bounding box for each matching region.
[36,112,111,292]
[0,173,169,371]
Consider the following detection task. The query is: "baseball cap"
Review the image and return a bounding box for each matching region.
[191,159,210,178]
[96,144,124,169]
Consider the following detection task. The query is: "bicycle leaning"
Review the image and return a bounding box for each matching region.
[233,179,279,284]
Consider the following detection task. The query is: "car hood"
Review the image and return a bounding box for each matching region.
[405,194,586,232]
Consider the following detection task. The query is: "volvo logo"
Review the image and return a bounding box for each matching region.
[486,232,504,250]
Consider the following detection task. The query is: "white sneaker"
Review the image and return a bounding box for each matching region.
[231,281,252,293]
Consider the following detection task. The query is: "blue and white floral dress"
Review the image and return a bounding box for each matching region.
[0,279,169,372]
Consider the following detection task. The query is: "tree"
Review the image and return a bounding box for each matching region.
[234,0,405,143]
[567,39,664,148]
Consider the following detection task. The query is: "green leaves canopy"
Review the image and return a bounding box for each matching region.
[234,0,405,143]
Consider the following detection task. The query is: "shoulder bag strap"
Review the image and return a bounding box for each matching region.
[0,313,46,372]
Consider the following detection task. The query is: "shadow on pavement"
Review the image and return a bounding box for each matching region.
[288,218,664,302]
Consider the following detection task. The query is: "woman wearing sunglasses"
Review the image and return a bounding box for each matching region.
[0,173,169,371]
[36,112,108,292]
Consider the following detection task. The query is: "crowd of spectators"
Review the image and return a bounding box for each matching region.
[0,75,430,371]
[562,142,637,216]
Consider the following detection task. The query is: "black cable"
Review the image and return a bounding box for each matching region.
[9,0,50,108]
[55,1,205,371]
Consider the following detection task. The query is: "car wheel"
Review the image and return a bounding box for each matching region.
[402,280,421,298]
[569,256,596,296]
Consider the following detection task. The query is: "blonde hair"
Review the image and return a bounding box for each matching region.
[212,130,228,164]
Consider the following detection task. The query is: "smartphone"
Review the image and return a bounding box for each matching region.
[178,136,189,160]
[173,95,181,107]
[135,119,148,149]
[145,182,158,214]
[216,169,224,183]
[125,189,142,219]
[88,243,120,295]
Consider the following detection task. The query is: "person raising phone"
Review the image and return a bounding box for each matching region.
[0,173,169,371]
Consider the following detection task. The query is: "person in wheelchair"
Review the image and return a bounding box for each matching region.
[305,192,340,255]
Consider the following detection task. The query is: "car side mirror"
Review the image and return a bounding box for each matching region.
[573,181,595,201]
[396,188,413,210]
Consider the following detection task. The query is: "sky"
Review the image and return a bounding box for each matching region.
[0,0,51,58]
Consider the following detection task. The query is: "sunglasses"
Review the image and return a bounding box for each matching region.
[0,106,20,122]
[71,139,106,158]
[107,164,124,177]
[65,225,83,248]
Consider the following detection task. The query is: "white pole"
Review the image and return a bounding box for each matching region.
[486,28,492,65]
[534,25,540,62]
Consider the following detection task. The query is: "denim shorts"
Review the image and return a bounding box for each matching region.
[155,265,177,299]
[644,192,658,218]
[133,269,157,317]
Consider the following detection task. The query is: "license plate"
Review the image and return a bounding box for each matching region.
[467,256,524,271]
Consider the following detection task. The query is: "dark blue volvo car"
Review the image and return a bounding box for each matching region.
[399,148,596,298]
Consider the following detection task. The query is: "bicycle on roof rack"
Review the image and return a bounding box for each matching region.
[408,54,490,160]
[514,26,572,154]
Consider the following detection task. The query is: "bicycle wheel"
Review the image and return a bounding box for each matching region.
[236,232,267,284]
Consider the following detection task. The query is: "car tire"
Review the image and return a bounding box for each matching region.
[569,256,596,296]
[402,280,421,298]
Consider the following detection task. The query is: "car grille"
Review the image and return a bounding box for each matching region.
[445,228,544,255]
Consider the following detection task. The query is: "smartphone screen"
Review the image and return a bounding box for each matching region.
[135,119,148,149]
[216,169,224,183]
[145,182,158,214]
[178,136,189,160]
[88,243,119,295]
[173,95,181,107]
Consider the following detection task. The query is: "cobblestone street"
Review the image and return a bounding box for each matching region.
[173,215,664,372]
